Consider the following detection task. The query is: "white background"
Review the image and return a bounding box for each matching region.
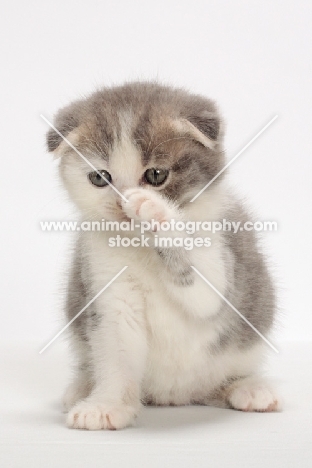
[1,1,312,466]
[2,0,311,344]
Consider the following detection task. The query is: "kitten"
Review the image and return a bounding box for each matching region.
[46,82,280,430]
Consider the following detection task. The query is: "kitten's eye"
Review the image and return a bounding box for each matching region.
[144,168,169,186]
[88,170,112,187]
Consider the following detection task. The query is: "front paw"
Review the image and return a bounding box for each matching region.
[122,188,175,225]
[66,400,139,430]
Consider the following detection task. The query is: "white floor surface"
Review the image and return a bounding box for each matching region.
[1,341,311,468]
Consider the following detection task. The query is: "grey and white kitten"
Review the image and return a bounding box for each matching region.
[47,82,280,430]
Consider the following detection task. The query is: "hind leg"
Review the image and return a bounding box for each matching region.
[207,375,281,412]
[225,376,281,412]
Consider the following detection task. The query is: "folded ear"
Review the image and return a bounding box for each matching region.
[188,110,220,141]
[46,100,84,152]
[171,111,220,150]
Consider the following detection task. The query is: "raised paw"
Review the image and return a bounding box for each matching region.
[227,379,281,412]
[122,188,175,225]
[66,400,138,430]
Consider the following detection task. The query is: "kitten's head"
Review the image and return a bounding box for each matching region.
[46,82,225,221]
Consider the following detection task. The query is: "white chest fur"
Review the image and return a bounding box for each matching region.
[86,232,262,406]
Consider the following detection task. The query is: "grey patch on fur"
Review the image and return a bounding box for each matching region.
[129,83,224,203]
[66,237,104,342]
[156,247,194,286]
[46,91,122,157]
[174,270,194,287]
[194,375,244,408]
[78,362,91,372]
[66,239,89,342]
[205,201,275,354]
[90,310,102,331]
[46,100,84,152]
[187,111,220,141]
